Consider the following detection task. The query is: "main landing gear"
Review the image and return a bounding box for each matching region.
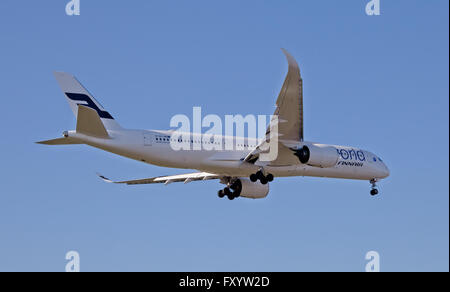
[249,170,274,185]
[370,179,379,196]
[218,180,243,201]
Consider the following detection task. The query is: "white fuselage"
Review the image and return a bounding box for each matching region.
[64,129,390,181]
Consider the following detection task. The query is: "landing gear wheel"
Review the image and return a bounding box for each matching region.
[224,188,232,196]
[256,171,264,180]
[369,179,379,196]
[227,194,235,200]
[218,190,225,198]
[250,170,273,184]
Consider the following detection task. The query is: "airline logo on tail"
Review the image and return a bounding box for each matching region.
[65,93,114,120]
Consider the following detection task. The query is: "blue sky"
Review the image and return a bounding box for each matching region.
[0,1,448,272]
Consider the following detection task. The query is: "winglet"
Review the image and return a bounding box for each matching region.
[281,48,301,75]
[97,173,114,183]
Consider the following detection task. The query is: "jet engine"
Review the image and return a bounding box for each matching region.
[230,178,269,199]
[294,144,339,168]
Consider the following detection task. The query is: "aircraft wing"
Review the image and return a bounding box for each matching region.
[272,48,304,142]
[244,49,303,166]
[98,172,220,185]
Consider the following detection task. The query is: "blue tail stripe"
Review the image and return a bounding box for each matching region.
[65,93,114,120]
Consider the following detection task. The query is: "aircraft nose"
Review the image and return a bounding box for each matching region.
[381,164,390,178]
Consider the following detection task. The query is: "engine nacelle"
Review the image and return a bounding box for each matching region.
[231,178,269,199]
[295,144,339,168]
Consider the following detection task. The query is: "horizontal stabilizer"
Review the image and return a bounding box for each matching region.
[36,137,81,145]
[76,105,110,138]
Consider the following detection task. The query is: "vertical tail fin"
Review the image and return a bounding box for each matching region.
[53,72,122,130]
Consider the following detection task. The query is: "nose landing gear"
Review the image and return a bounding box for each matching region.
[250,170,274,185]
[370,179,379,196]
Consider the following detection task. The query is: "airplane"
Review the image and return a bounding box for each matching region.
[38,49,390,200]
